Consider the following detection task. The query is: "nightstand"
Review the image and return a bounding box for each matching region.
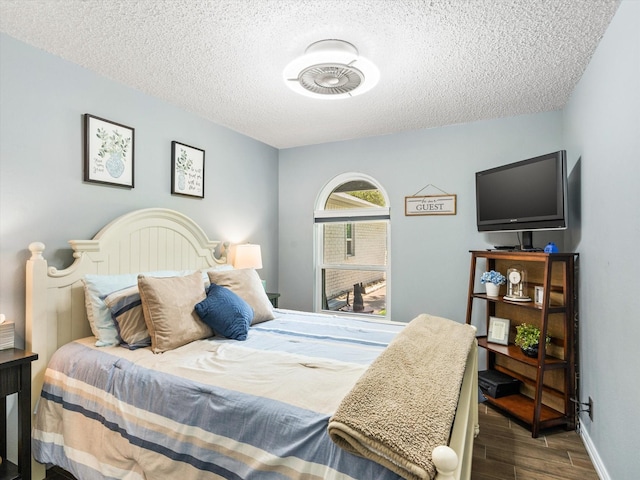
[1,349,38,480]
[267,293,280,308]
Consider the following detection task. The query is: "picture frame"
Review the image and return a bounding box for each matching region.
[488,316,510,345]
[171,141,205,198]
[404,194,457,216]
[84,114,134,188]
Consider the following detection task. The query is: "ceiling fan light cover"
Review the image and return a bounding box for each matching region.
[284,39,379,99]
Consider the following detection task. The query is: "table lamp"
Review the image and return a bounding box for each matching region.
[234,244,265,289]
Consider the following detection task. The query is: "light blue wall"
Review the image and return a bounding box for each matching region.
[563,1,640,478]
[278,113,564,321]
[0,34,280,349]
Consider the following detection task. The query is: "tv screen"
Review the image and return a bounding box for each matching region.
[475,150,567,249]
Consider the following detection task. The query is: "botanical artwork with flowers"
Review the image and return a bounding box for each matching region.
[171,141,205,198]
[84,114,135,187]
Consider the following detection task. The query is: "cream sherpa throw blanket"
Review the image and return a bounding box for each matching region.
[327,314,476,480]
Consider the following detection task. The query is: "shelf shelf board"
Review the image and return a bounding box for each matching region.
[492,365,567,399]
[477,337,567,367]
[472,293,566,311]
[469,250,578,261]
[482,392,569,429]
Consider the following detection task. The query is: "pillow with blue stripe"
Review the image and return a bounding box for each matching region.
[195,283,253,341]
[84,270,195,346]
[104,285,151,349]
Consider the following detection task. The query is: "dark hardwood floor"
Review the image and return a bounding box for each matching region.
[473,403,599,480]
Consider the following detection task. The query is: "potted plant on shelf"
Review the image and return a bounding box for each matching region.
[480,270,506,297]
[514,323,550,357]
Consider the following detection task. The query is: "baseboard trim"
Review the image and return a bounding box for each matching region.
[579,420,609,480]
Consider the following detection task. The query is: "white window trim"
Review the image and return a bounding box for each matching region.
[313,172,391,320]
[313,207,390,221]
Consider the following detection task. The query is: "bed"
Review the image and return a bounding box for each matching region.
[25,208,479,480]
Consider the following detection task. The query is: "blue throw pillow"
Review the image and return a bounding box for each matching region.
[194,283,253,340]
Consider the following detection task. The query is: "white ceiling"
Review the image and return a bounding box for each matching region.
[0,0,620,149]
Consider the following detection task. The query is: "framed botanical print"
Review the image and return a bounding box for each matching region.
[84,114,134,188]
[171,141,205,198]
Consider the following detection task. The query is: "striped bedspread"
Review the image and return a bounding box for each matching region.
[33,310,405,480]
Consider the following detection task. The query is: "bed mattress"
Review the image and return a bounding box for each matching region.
[33,309,405,480]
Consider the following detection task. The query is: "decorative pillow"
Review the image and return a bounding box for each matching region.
[138,271,212,353]
[202,264,235,288]
[83,273,141,346]
[104,286,150,349]
[207,269,275,324]
[83,270,197,346]
[195,283,253,340]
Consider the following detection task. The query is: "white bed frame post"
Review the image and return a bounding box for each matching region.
[433,337,479,480]
[26,241,50,480]
[25,242,49,414]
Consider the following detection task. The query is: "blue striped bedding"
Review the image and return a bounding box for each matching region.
[33,310,405,479]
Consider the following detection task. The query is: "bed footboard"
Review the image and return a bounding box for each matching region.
[434,338,478,480]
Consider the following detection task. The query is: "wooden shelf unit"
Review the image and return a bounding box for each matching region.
[466,250,578,437]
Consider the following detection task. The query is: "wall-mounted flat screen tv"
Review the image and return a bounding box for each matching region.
[475,150,567,250]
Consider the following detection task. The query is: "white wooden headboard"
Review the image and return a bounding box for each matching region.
[25,208,228,434]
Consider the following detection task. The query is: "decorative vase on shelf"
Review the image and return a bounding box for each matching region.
[522,345,539,357]
[485,283,500,297]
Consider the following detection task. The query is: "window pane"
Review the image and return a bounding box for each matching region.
[316,174,389,319]
[322,222,387,265]
[325,181,386,210]
[322,269,386,316]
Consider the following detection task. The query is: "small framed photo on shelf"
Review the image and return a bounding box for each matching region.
[171,141,205,198]
[488,316,510,345]
[84,114,135,188]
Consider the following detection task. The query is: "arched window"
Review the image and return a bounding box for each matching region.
[314,173,390,319]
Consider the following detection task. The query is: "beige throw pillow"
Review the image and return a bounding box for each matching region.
[207,268,275,324]
[138,271,212,353]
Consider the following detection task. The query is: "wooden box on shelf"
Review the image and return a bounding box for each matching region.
[466,250,578,438]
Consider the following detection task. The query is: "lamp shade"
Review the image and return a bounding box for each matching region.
[234,244,263,270]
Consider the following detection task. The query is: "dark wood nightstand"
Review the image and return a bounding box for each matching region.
[267,293,280,308]
[1,349,38,480]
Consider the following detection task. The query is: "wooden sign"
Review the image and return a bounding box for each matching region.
[405,194,457,216]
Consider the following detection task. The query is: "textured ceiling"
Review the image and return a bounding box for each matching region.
[0,0,620,149]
